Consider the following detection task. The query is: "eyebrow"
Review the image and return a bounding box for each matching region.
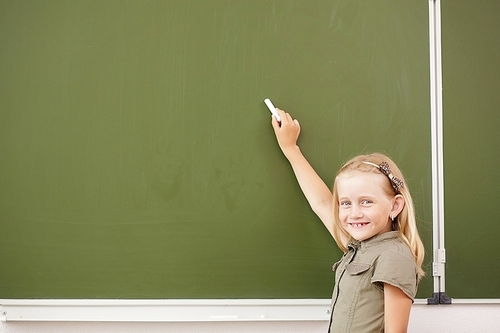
[338,195,377,201]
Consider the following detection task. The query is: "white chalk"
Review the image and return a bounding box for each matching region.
[264,98,281,122]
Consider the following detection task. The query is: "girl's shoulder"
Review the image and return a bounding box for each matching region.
[372,236,416,268]
[386,236,414,255]
[371,238,419,299]
[376,241,416,268]
[361,231,412,257]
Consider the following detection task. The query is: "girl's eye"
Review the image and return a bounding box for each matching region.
[340,201,351,206]
[361,199,373,205]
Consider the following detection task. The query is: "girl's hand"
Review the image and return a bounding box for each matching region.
[271,108,301,156]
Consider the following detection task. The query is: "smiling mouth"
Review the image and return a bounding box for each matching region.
[349,222,370,229]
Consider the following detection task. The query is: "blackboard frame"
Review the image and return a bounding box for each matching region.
[3,1,498,322]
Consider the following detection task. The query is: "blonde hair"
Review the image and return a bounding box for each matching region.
[332,153,425,280]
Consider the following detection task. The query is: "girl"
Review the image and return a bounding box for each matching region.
[271,109,425,333]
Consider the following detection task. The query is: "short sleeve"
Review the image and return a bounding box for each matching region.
[371,249,418,300]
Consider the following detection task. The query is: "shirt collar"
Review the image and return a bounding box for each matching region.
[347,231,399,252]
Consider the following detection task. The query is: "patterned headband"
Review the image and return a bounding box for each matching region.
[362,161,404,192]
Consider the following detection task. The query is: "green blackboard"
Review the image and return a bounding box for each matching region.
[0,0,432,299]
[442,0,500,299]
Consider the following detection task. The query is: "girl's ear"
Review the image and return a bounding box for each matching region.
[391,194,405,218]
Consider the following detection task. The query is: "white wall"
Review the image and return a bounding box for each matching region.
[1,304,499,333]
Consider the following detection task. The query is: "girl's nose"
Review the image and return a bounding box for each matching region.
[349,205,364,219]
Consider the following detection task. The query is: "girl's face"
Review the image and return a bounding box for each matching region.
[336,171,398,241]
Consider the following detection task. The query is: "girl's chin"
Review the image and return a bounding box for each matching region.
[345,225,374,241]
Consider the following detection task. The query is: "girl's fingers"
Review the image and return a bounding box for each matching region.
[276,108,292,125]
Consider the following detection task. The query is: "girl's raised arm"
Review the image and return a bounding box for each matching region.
[271,109,334,237]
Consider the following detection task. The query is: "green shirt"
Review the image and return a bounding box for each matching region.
[328,231,418,333]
